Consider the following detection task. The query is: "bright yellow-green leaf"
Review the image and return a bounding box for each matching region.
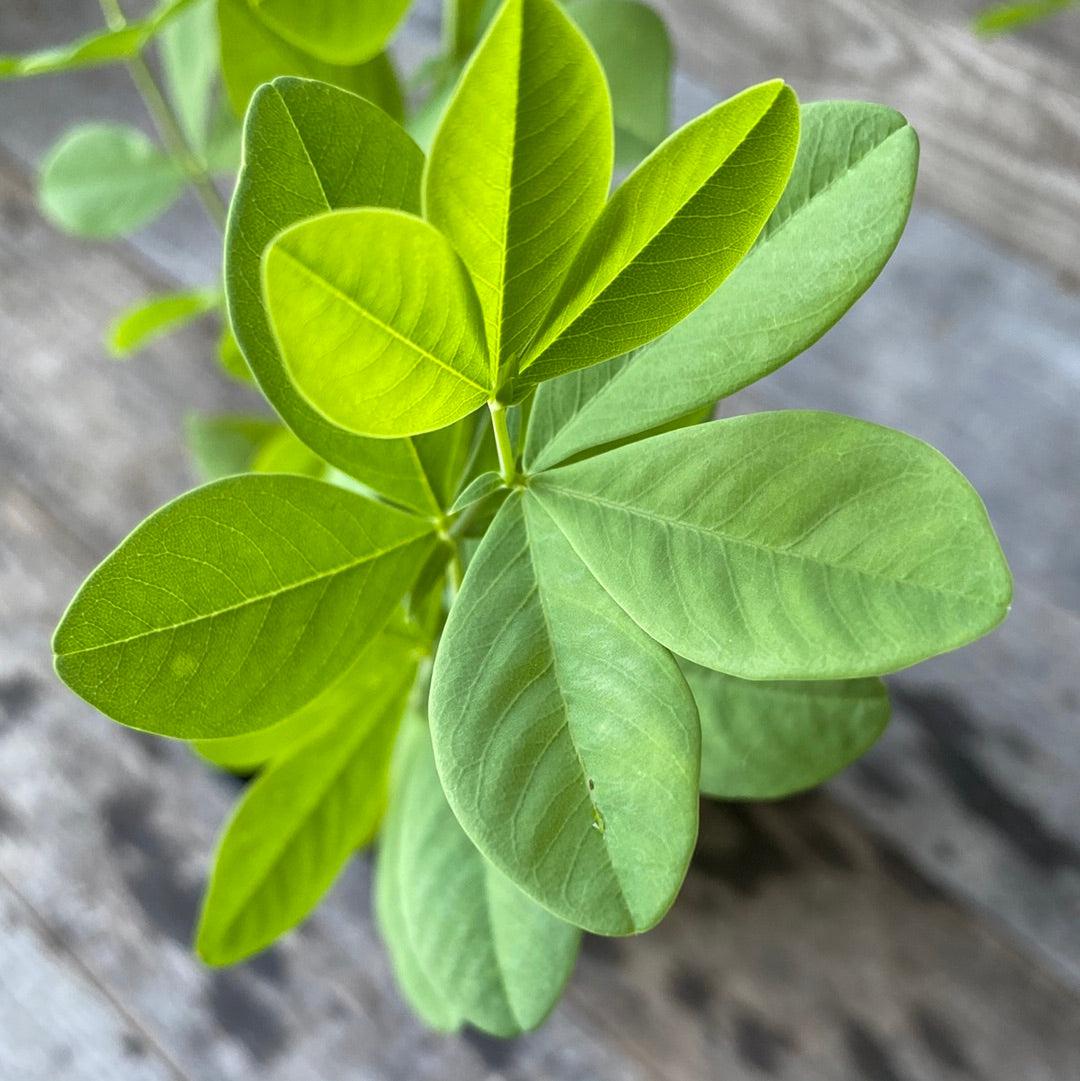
[424,0,613,379]
[53,474,435,738]
[263,208,493,438]
[107,288,218,357]
[250,427,326,477]
[521,80,800,382]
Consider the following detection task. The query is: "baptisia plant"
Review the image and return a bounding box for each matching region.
[52,0,1011,1036]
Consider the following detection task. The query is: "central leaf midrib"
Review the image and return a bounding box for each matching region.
[536,481,998,608]
[57,534,429,658]
[275,247,490,394]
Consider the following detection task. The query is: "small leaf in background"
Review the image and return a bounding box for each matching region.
[974,0,1076,35]
[53,474,435,738]
[524,101,919,471]
[424,0,613,378]
[185,414,280,481]
[532,413,1012,680]
[159,0,218,152]
[218,0,403,119]
[246,0,412,66]
[228,77,456,513]
[680,662,891,799]
[264,208,492,437]
[250,426,326,477]
[379,719,580,1035]
[203,100,243,174]
[216,323,252,383]
[522,80,800,382]
[0,26,149,80]
[430,493,700,935]
[107,288,218,357]
[196,633,415,964]
[448,471,503,514]
[564,0,671,167]
[39,123,184,238]
[444,0,497,60]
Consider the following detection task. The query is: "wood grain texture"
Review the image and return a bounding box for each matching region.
[656,0,1080,286]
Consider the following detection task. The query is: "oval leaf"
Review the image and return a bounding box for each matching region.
[39,124,183,238]
[53,474,434,738]
[108,288,218,357]
[521,80,800,381]
[680,662,891,799]
[527,101,919,471]
[381,718,580,1035]
[264,208,493,438]
[247,0,411,66]
[227,77,463,512]
[424,0,613,376]
[531,413,1012,680]
[430,493,700,935]
[196,634,415,964]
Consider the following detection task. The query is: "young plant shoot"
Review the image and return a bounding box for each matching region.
[51,0,1011,1037]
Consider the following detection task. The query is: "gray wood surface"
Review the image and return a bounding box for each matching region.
[2,0,1080,1077]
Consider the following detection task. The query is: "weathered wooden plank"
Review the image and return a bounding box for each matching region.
[0,878,185,1081]
[657,0,1080,285]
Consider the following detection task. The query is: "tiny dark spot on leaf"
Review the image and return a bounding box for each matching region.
[587,777,594,791]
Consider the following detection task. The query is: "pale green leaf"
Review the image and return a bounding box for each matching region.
[203,100,243,174]
[381,718,580,1035]
[424,0,613,377]
[430,493,700,934]
[564,0,671,167]
[526,101,919,471]
[376,718,464,1032]
[247,0,411,66]
[160,0,218,150]
[444,0,497,59]
[53,474,435,738]
[185,414,279,481]
[264,208,493,438]
[531,413,1012,680]
[680,662,890,799]
[218,0,403,119]
[107,288,218,357]
[449,471,503,514]
[39,123,183,238]
[520,80,800,383]
[196,634,414,963]
[227,77,457,513]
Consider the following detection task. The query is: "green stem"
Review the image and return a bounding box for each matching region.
[488,401,517,486]
[98,0,229,232]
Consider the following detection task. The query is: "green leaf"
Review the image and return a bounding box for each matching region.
[203,100,243,174]
[448,471,503,514]
[196,633,414,963]
[39,123,184,238]
[520,80,800,383]
[974,0,1075,35]
[185,414,279,481]
[53,474,435,738]
[246,0,411,66]
[216,323,252,383]
[218,0,403,119]
[227,77,459,514]
[424,0,613,379]
[532,412,1012,680]
[563,0,671,167]
[525,101,919,471]
[444,0,496,60]
[250,427,326,477]
[380,718,580,1035]
[160,0,218,150]
[680,662,890,799]
[429,492,700,934]
[376,719,465,1032]
[107,288,218,357]
[0,0,199,80]
[263,208,493,438]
